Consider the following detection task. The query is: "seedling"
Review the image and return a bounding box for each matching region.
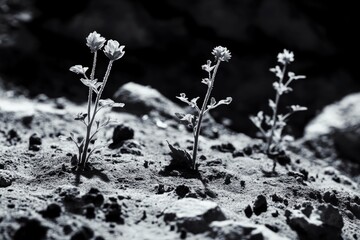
[169,46,232,171]
[66,31,125,171]
[250,49,306,171]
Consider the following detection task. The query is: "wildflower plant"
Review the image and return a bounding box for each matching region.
[250,49,306,170]
[66,31,125,171]
[169,46,232,171]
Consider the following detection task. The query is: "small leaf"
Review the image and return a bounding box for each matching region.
[290,105,307,112]
[201,60,215,72]
[70,65,88,75]
[190,97,199,108]
[175,112,185,120]
[99,98,115,107]
[112,103,125,108]
[217,97,232,105]
[74,112,88,121]
[201,78,210,86]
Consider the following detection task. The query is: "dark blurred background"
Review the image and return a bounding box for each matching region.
[0,0,359,137]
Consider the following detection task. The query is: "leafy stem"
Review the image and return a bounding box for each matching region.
[192,60,221,170]
[79,60,113,168]
[266,63,287,153]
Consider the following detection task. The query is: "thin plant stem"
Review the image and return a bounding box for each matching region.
[87,51,98,124]
[192,60,221,170]
[79,60,114,169]
[266,64,287,154]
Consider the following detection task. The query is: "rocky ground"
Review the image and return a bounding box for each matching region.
[0,82,359,240]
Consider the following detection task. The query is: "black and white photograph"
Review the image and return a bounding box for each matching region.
[0,0,359,239]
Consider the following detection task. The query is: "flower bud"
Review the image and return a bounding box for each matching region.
[277,49,294,65]
[86,31,106,53]
[103,40,125,61]
[212,46,231,62]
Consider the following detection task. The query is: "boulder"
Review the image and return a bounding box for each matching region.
[209,220,288,240]
[0,170,14,187]
[163,198,226,234]
[113,82,182,118]
[286,204,343,240]
[305,93,360,164]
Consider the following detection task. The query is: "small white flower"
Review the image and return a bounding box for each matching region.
[86,31,106,53]
[277,49,294,65]
[103,40,125,61]
[212,46,231,62]
[70,65,88,75]
[270,65,283,79]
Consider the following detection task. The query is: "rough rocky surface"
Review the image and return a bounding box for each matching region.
[163,198,226,234]
[0,86,359,239]
[209,220,287,240]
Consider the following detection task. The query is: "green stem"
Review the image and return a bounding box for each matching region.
[192,60,221,170]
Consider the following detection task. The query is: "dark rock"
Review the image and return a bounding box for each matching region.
[243,146,252,155]
[104,202,124,224]
[348,203,360,219]
[41,203,61,218]
[7,129,21,144]
[58,187,80,201]
[82,189,104,207]
[84,204,96,219]
[21,115,34,127]
[113,82,182,118]
[323,191,338,206]
[211,143,235,153]
[272,210,279,217]
[299,169,309,181]
[63,225,73,235]
[253,195,267,215]
[271,194,283,203]
[175,185,190,198]
[111,124,134,145]
[29,133,42,145]
[232,150,244,158]
[276,151,291,166]
[70,226,94,240]
[163,198,226,234]
[199,155,207,160]
[0,170,13,187]
[29,145,40,151]
[180,229,187,239]
[224,175,231,185]
[286,204,344,240]
[265,224,279,232]
[244,205,252,218]
[14,219,48,240]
